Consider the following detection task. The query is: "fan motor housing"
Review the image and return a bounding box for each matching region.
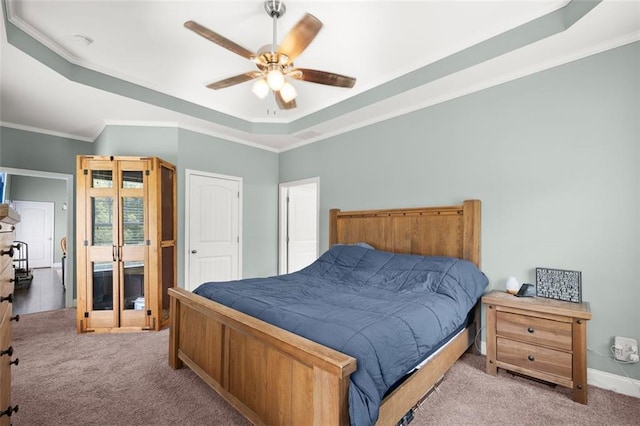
[264,0,286,18]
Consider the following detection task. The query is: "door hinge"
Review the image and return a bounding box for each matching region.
[83,169,88,175]
[145,170,150,176]
[146,309,152,316]
[146,240,151,246]
[237,191,240,198]
[110,156,114,161]
[84,312,89,318]
[84,240,89,246]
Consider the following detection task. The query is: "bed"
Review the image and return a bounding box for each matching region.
[168,199,485,425]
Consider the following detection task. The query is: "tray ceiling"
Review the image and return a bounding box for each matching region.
[1,1,638,151]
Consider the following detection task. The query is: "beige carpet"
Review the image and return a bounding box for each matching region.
[10,309,640,425]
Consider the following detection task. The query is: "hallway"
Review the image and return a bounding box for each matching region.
[12,267,66,315]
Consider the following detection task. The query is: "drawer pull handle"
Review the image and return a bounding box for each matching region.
[0,346,13,357]
[10,314,20,322]
[0,405,19,417]
[0,294,13,304]
[10,358,19,366]
[528,354,535,362]
[0,243,20,257]
[527,327,535,333]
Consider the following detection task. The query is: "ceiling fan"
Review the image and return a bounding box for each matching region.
[184,0,356,110]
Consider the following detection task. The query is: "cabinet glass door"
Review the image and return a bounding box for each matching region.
[118,161,148,328]
[83,159,119,329]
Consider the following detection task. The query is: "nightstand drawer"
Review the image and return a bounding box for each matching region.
[497,311,572,351]
[497,337,572,379]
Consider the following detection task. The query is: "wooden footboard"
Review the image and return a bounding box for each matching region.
[169,287,480,425]
[169,287,357,425]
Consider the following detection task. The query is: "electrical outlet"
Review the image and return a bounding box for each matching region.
[614,336,639,363]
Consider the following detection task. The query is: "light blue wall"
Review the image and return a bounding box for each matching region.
[8,175,68,261]
[0,127,94,173]
[0,126,94,303]
[176,129,279,280]
[93,125,179,164]
[91,125,279,280]
[1,41,637,380]
[0,125,279,303]
[280,42,640,379]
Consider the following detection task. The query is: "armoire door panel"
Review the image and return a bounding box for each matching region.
[77,156,176,332]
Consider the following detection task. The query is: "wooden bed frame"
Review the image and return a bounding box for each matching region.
[168,199,481,425]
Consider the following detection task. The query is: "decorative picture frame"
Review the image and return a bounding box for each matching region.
[535,267,582,303]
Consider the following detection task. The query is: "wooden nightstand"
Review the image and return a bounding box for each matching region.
[482,290,592,404]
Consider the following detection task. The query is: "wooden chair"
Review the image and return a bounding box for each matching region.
[60,237,67,289]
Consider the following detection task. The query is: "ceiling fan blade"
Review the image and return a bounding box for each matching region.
[289,68,356,88]
[185,20,256,60]
[277,13,322,63]
[206,71,263,90]
[275,91,297,110]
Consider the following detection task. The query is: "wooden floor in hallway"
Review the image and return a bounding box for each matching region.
[12,267,66,315]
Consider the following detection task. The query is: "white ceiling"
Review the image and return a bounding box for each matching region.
[1,0,639,152]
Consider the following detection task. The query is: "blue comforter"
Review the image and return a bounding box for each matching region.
[194,244,488,425]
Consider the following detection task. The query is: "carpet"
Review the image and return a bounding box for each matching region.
[9,308,640,425]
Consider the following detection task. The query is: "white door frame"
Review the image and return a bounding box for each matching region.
[279,177,319,275]
[184,169,243,289]
[0,167,74,308]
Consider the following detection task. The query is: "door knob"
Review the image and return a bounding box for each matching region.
[191,249,197,254]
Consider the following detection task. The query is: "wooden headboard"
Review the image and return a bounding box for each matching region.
[329,199,481,267]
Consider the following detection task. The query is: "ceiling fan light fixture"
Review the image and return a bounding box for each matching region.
[280,81,297,103]
[185,1,356,111]
[267,66,285,91]
[252,79,270,99]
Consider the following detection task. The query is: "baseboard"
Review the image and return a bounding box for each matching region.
[478,341,639,398]
[588,368,640,398]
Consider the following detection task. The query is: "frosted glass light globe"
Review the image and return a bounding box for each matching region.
[267,69,285,91]
[280,81,297,103]
[251,79,270,99]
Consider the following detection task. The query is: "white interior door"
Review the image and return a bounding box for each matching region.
[186,170,242,291]
[13,200,54,268]
[279,179,319,274]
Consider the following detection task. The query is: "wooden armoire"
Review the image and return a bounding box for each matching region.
[76,156,176,333]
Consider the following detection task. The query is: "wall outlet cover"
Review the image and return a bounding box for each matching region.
[614,336,638,362]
